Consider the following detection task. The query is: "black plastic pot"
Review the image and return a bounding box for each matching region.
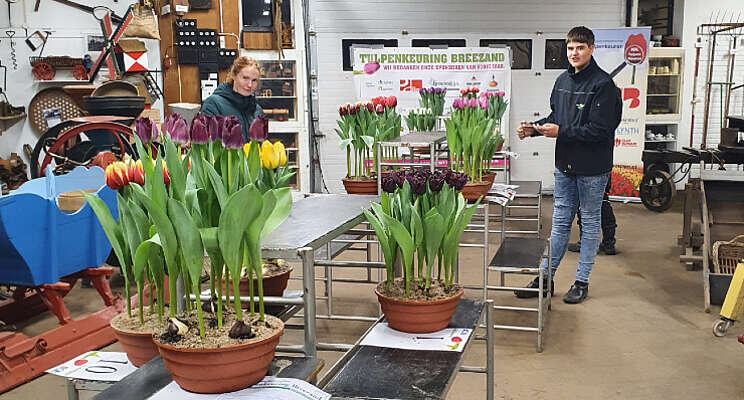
[83,96,145,120]
[82,96,144,147]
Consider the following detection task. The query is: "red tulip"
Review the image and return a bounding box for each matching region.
[128,160,145,186]
[104,161,130,190]
[385,96,397,109]
[339,105,348,116]
[460,89,467,96]
[375,103,384,114]
[365,102,374,112]
[162,162,171,185]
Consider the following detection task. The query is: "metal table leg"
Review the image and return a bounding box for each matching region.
[300,247,317,358]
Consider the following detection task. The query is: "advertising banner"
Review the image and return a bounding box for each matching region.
[352,47,511,134]
[593,27,651,199]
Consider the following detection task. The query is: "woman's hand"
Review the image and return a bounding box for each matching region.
[517,121,535,140]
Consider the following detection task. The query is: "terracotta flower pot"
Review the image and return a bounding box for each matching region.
[342,177,378,195]
[154,316,284,394]
[375,287,464,333]
[239,266,293,298]
[483,172,496,187]
[460,181,491,202]
[110,313,159,367]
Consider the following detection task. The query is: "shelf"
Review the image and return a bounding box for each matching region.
[34,80,90,84]
[648,73,679,77]
[645,139,676,143]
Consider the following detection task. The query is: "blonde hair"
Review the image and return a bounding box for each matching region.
[226,56,262,87]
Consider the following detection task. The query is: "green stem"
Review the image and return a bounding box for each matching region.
[124,272,131,318]
[232,278,243,322]
[137,283,144,324]
[346,147,351,178]
[169,268,177,318]
[149,284,155,314]
[183,269,192,313]
[254,257,265,322]
[217,269,224,328]
[157,284,164,322]
[248,267,255,316]
[194,282,205,338]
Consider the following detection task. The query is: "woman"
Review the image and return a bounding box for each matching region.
[201,56,264,142]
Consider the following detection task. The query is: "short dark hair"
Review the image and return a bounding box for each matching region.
[566,26,595,47]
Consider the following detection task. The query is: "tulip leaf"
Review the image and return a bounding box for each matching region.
[204,160,228,209]
[338,138,353,150]
[167,198,204,288]
[380,212,414,272]
[423,209,446,270]
[361,135,375,149]
[247,140,261,183]
[259,187,292,241]
[410,200,424,249]
[150,153,167,210]
[199,227,219,252]
[83,192,129,277]
[164,138,187,202]
[218,185,262,280]
[126,196,151,242]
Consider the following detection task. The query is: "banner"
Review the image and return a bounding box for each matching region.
[352,47,511,134]
[593,27,651,199]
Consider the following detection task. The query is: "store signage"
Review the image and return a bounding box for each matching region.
[593,27,651,199]
[353,47,511,136]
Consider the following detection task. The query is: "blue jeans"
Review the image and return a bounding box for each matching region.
[542,169,610,284]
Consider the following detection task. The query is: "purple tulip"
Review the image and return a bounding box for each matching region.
[134,117,158,143]
[381,175,398,194]
[428,171,445,192]
[221,116,244,149]
[452,98,464,110]
[364,62,380,75]
[444,170,468,191]
[468,98,478,109]
[391,170,406,188]
[169,114,189,144]
[249,115,269,141]
[190,114,209,144]
[207,115,223,141]
[495,91,505,96]
[419,88,426,96]
[407,174,427,195]
[162,114,175,138]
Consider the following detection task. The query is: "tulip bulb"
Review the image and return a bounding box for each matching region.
[167,317,189,336]
[229,320,254,339]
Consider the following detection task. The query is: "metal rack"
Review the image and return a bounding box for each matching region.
[375,131,449,193]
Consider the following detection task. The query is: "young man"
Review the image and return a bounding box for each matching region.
[515,26,622,304]
[567,178,618,255]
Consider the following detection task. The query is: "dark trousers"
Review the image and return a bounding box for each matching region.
[576,178,617,246]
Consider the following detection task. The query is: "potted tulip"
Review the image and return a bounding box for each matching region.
[418,87,447,118]
[336,96,400,194]
[444,87,506,200]
[86,112,293,394]
[87,116,180,367]
[363,168,479,333]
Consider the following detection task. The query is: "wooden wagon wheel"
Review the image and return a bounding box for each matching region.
[32,62,55,80]
[71,65,89,81]
[34,122,134,177]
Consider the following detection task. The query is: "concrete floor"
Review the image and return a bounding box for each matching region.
[5,195,744,399]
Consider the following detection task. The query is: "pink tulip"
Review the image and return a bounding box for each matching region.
[364,62,380,74]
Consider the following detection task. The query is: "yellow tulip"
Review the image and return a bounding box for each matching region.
[261,140,279,169]
[273,141,287,167]
[243,142,251,158]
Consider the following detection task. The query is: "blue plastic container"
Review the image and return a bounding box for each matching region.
[0,166,118,286]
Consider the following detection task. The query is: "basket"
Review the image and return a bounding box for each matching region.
[712,234,744,274]
[29,56,83,68]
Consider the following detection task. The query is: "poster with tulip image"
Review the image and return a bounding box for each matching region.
[592,27,651,199]
[353,47,511,135]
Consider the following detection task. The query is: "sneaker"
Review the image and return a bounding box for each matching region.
[563,281,589,304]
[599,242,617,255]
[567,242,581,252]
[514,276,554,298]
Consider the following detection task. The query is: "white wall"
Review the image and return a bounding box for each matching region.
[677,0,744,181]
[310,0,625,193]
[0,0,161,184]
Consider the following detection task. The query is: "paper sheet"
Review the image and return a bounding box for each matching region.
[149,377,330,400]
[359,323,472,352]
[46,351,137,382]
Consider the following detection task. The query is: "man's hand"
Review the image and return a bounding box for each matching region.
[517,121,535,140]
[534,123,559,138]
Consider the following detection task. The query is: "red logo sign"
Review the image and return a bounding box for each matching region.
[624,34,648,65]
[622,88,641,109]
[400,80,423,92]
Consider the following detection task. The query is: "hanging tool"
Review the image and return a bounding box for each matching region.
[5,0,17,27]
[6,30,18,70]
[25,30,49,52]
[34,0,124,23]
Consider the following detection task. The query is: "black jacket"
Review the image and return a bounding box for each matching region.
[534,57,622,175]
[201,83,263,142]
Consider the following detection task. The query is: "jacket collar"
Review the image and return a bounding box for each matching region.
[567,56,598,81]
